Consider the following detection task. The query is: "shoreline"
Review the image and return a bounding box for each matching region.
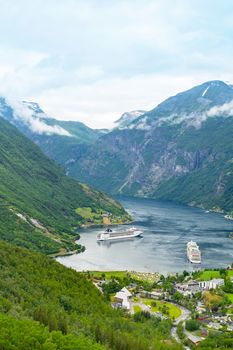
[116,194,232,217]
[53,218,132,258]
[54,197,233,262]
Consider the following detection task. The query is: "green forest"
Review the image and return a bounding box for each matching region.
[0,240,182,350]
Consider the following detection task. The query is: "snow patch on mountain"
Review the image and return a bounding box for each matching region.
[132,116,151,130]
[22,101,46,118]
[202,85,210,97]
[115,110,146,129]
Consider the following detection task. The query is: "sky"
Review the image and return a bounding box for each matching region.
[0,0,233,129]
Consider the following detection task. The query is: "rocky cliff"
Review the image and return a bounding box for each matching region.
[69,81,233,213]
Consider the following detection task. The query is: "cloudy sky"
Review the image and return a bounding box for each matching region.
[0,0,232,128]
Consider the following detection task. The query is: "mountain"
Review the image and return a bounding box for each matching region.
[126,80,233,129]
[0,117,130,254]
[67,80,233,214]
[2,80,233,214]
[0,97,103,168]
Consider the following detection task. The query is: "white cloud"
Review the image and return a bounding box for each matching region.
[6,98,71,136]
[206,100,233,117]
[0,1,232,128]
[28,118,72,136]
[151,100,233,130]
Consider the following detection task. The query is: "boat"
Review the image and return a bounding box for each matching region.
[97,227,143,241]
[187,240,201,264]
[224,215,233,221]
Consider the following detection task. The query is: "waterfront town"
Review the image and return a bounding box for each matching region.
[87,267,233,348]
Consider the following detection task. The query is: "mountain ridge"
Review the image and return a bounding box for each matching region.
[1,80,233,215]
[65,80,233,214]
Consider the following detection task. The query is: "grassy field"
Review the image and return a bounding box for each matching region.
[226,293,233,303]
[88,271,130,280]
[87,270,159,283]
[133,305,141,313]
[198,270,233,281]
[142,299,181,319]
[75,207,104,224]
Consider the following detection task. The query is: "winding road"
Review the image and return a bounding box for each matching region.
[170,303,191,349]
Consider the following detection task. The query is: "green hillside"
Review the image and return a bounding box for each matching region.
[31,119,103,165]
[0,240,181,350]
[0,313,104,350]
[0,118,130,254]
[153,117,233,213]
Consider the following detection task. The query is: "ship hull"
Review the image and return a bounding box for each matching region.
[187,257,201,264]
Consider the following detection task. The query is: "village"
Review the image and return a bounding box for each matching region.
[86,268,233,348]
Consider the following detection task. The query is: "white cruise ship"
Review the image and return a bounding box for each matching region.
[187,240,201,264]
[97,227,143,242]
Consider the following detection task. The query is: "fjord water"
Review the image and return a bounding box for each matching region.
[57,197,233,274]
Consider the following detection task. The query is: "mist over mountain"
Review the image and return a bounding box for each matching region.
[0,97,103,165]
[1,80,233,214]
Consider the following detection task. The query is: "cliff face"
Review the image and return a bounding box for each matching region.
[69,81,233,213]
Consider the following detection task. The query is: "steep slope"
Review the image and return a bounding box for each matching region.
[70,81,233,214]
[0,117,130,254]
[0,240,181,350]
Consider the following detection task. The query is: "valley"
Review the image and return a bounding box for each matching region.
[1,2,233,349]
[2,80,233,216]
[0,80,232,350]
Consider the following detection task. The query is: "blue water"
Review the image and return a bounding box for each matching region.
[57,197,233,274]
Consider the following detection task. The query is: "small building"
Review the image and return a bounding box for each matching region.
[175,280,200,296]
[114,287,132,310]
[199,278,224,290]
[187,334,204,346]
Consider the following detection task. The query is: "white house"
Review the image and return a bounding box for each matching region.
[199,278,224,290]
[114,287,132,310]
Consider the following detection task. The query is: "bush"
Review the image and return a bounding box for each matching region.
[134,311,151,322]
[185,319,199,331]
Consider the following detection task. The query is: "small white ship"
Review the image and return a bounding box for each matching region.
[224,215,233,221]
[187,240,201,264]
[97,227,143,242]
